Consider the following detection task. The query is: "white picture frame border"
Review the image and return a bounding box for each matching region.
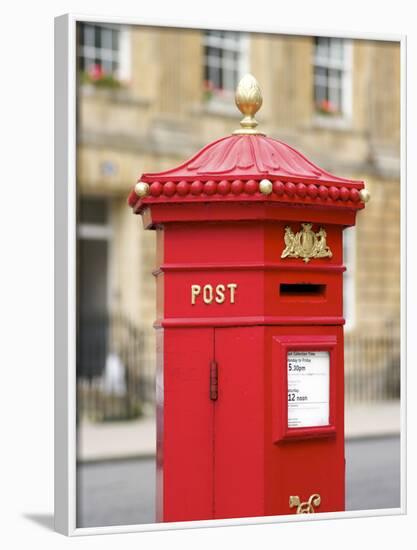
[54,13,407,536]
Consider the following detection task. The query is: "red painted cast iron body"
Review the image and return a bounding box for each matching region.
[129,133,366,522]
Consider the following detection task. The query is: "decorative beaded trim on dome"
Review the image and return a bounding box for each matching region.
[128,178,364,210]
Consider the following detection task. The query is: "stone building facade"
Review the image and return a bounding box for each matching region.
[76,23,400,406]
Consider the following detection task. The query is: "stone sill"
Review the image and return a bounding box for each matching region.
[312,114,353,132]
[192,97,238,119]
[79,84,150,108]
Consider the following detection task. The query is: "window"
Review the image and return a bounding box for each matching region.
[203,31,249,99]
[78,23,130,81]
[343,227,356,330]
[313,37,352,118]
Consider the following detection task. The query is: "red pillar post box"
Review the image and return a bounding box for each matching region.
[128,75,369,523]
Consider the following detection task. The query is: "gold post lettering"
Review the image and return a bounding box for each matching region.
[191,284,201,305]
[227,283,238,304]
[215,284,226,304]
[203,284,214,304]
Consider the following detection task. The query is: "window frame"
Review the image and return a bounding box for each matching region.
[78,22,131,82]
[313,37,353,123]
[202,30,249,101]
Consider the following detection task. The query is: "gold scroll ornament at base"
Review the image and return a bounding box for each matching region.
[289,494,321,514]
[281,223,332,263]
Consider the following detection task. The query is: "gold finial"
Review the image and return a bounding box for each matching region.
[233,74,265,135]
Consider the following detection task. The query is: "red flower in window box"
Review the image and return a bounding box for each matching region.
[203,80,215,101]
[89,64,105,81]
[80,63,123,90]
[204,80,215,91]
[316,98,339,116]
[202,80,232,102]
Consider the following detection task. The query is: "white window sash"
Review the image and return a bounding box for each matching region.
[77,224,112,240]
[313,38,352,119]
[203,33,245,52]
[118,27,131,81]
[238,34,250,77]
[313,55,346,71]
[342,41,353,120]
[80,46,118,62]
[203,31,249,92]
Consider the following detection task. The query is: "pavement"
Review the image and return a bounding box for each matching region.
[344,400,400,439]
[78,416,156,461]
[77,435,401,528]
[78,400,401,462]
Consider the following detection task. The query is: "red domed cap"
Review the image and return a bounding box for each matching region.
[139,134,361,185]
[128,74,368,213]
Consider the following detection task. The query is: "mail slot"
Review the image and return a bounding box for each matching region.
[280,283,326,297]
[128,75,369,522]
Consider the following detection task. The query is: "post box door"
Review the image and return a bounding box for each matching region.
[162,327,215,522]
[162,326,264,522]
[213,326,266,520]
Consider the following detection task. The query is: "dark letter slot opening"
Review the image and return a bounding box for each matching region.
[280,283,326,297]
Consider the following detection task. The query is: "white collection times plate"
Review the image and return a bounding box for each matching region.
[287,351,330,428]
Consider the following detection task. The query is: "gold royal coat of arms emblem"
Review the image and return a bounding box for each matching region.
[281,223,333,263]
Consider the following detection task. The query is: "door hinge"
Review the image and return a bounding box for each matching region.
[210,360,218,401]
